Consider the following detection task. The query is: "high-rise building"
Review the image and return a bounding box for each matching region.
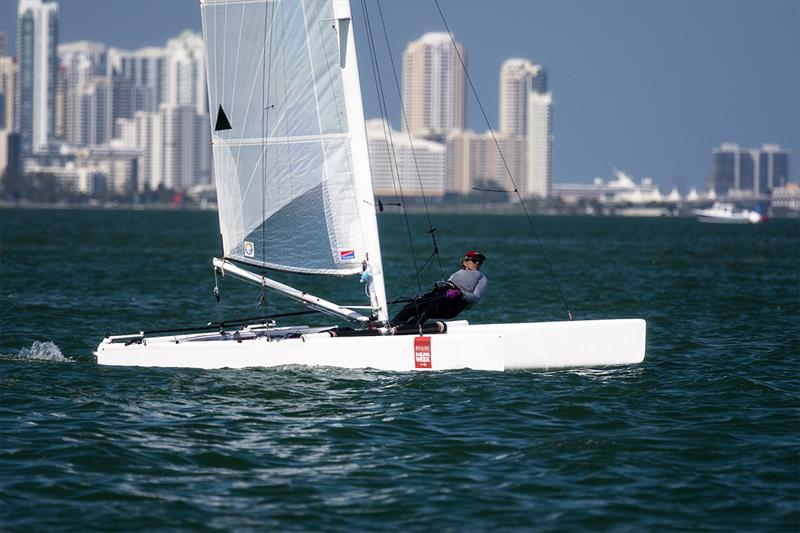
[108,46,167,115]
[161,104,208,190]
[366,118,446,197]
[164,31,206,116]
[0,32,7,57]
[0,56,15,132]
[447,129,526,195]
[0,56,17,182]
[710,143,790,196]
[17,0,59,154]
[402,32,465,136]
[499,59,546,136]
[758,144,790,194]
[131,111,164,191]
[526,91,552,197]
[59,41,108,146]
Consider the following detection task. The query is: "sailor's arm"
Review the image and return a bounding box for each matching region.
[461,275,487,305]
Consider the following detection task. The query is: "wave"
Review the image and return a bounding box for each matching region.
[11,340,73,362]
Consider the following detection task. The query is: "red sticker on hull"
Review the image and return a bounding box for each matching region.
[414,336,432,369]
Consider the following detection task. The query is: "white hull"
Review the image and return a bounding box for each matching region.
[694,203,763,224]
[95,319,646,371]
[696,214,751,224]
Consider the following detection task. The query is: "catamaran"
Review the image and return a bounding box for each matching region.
[95,0,646,371]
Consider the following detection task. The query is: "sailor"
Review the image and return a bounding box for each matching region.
[390,250,488,327]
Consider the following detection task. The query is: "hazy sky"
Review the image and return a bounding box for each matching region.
[1,0,797,189]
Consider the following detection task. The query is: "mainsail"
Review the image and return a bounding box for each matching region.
[200,0,387,320]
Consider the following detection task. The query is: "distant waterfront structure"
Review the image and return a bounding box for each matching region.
[108,45,167,125]
[17,0,59,154]
[447,129,527,196]
[116,110,161,191]
[710,143,790,196]
[59,41,110,147]
[0,56,15,132]
[161,104,210,190]
[104,32,209,192]
[499,59,547,136]
[771,183,800,212]
[21,144,139,195]
[163,32,206,116]
[402,32,465,136]
[525,91,553,197]
[366,118,446,198]
[0,52,17,182]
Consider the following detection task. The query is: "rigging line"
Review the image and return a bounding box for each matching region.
[432,0,574,321]
[261,0,280,325]
[360,3,403,215]
[374,0,445,280]
[359,0,423,294]
[360,0,405,208]
[388,251,438,309]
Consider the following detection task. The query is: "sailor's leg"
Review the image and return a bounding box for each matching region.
[425,299,469,320]
[390,292,442,326]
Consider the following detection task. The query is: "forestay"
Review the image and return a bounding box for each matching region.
[200,0,383,285]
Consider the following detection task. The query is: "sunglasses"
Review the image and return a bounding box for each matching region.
[466,257,483,264]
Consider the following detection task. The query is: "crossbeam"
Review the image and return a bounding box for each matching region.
[213,258,370,325]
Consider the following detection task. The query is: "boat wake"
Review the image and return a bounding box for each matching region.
[11,341,73,363]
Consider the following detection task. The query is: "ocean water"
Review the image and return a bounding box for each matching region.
[1,208,798,531]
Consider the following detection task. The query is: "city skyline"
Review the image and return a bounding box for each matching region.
[0,0,797,190]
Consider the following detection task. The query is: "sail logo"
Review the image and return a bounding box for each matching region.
[414,337,432,369]
[339,249,355,260]
[243,241,255,258]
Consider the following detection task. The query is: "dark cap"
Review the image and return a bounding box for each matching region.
[464,250,486,261]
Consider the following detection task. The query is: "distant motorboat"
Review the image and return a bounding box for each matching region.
[693,202,764,224]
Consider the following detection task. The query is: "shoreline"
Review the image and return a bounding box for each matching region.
[2,201,797,218]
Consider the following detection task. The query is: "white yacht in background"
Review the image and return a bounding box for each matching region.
[694,202,764,224]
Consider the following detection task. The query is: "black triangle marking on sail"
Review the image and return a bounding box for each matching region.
[215,105,232,131]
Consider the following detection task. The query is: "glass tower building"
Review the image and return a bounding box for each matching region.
[711,143,790,196]
[17,0,59,154]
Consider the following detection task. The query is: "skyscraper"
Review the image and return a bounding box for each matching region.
[164,31,206,116]
[108,46,167,115]
[366,118,446,197]
[59,40,108,146]
[17,0,59,154]
[0,32,7,57]
[526,91,553,197]
[499,58,546,136]
[402,32,465,136]
[0,55,17,182]
[710,143,790,196]
[0,56,14,132]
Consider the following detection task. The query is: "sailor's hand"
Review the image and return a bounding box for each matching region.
[433,280,450,290]
[445,289,461,299]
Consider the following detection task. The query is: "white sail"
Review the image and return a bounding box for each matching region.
[200,1,374,271]
[201,0,387,321]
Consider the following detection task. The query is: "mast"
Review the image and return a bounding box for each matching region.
[334,0,388,323]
